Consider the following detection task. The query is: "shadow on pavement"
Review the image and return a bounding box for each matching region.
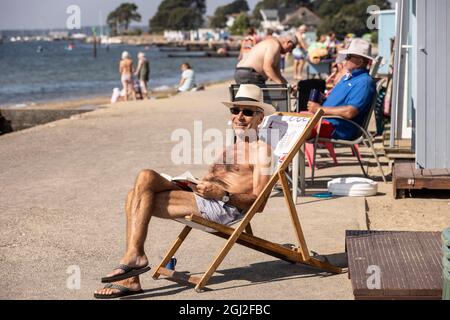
[123,255,348,299]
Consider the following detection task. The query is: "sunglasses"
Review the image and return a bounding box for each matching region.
[230,107,261,117]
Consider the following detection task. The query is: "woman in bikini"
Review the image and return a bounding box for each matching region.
[119,51,136,101]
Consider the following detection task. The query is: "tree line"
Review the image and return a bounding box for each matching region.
[107,0,391,37]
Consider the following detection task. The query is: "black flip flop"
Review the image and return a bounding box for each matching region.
[94,283,144,299]
[101,264,151,283]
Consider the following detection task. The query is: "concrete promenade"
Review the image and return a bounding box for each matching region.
[1,81,369,299]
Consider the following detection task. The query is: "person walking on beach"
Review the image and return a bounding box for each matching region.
[235,34,298,85]
[293,25,309,80]
[119,51,136,101]
[135,52,150,100]
[177,63,196,92]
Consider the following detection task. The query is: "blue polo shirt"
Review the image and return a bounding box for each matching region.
[323,69,375,140]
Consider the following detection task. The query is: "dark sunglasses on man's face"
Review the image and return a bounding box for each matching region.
[230,107,260,117]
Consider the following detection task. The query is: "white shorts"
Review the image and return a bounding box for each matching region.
[194,194,245,226]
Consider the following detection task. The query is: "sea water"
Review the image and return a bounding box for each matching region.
[0,41,237,107]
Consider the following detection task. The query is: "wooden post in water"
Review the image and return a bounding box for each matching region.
[92,27,97,58]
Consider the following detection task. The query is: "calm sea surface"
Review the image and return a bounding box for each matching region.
[0,41,237,107]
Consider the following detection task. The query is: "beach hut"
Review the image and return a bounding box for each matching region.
[388,0,450,197]
[377,10,396,75]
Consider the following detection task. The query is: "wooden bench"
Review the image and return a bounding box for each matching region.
[393,160,450,198]
[346,230,443,300]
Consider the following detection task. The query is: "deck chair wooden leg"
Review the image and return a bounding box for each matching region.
[152,225,192,280]
[194,212,258,292]
[280,171,342,274]
[279,172,310,260]
[245,223,253,236]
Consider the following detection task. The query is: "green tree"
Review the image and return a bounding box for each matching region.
[150,0,206,32]
[253,0,312,21]
[252,0,279,21]
[107,11,119,36]
[107,3,141,36]
[229,12,250,35]
[210,8,228,29]
[313,0,353,17]
[316,0,391,37]
[210,0,249,28]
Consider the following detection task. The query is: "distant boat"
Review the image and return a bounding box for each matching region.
[71,33,87,40]
[168,51,208,58]
[159,46,187,52]
[103,37,122,45]
[167,51,239,58]
[36,46,43,53]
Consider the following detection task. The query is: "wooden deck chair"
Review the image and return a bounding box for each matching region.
[151,110,343,292]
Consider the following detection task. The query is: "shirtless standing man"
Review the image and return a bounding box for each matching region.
[234,34,298,85]
[94,84,275,299]
[119,51,136,101]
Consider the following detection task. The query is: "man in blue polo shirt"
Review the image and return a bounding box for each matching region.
[307,38,375,140]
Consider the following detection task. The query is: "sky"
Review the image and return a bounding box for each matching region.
[0,0,260,30]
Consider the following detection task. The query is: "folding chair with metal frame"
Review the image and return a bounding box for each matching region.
[310,81,387,183]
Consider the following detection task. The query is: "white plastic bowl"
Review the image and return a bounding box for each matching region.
[327,177,378,197]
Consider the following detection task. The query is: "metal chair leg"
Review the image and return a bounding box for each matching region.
[352,144,368,177]
[366,136,387,183]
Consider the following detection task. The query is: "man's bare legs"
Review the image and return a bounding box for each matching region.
[298,59,306,80]
[95,170,200,297]
[121,79,129,102]
[294,60,300,80]
[140,80,149,100]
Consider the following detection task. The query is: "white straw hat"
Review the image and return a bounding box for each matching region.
[222,84,276,116]
[338,38,374,61]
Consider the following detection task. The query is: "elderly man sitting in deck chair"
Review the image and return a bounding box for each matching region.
[306,38,376,140]
[94,84,275,299]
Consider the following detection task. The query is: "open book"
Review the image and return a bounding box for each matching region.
[160,171,201,191]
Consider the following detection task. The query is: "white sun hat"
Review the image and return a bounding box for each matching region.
[338,38,374,61]
[222,84,276,116]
